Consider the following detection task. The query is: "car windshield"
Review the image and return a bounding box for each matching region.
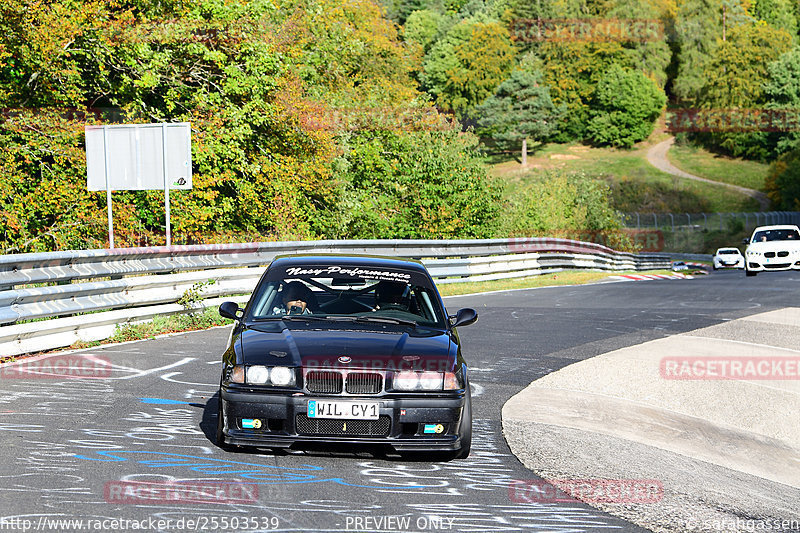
[247,268,447,328]
[718,250,739,255]
[752,229,800,242]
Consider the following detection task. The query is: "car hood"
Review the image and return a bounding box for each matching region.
[746,241,800,252]
[237,324,455,371]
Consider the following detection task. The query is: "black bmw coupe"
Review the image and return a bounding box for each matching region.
[215,254,478,460]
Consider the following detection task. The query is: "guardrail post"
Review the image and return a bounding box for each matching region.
[702,212,707,229]
[669,213,674,232]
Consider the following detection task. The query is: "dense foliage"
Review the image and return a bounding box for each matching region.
[8,0,800,253]
[388,0,800,210]
[0,0,500,252]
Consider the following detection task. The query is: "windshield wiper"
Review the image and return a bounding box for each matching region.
[355,316,417,327]
[279,314,339,321]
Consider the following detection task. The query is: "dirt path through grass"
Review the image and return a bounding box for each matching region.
[646,137,770,210]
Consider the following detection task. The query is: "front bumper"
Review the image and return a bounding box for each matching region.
[746,260,800,272]
[219,388,468,452]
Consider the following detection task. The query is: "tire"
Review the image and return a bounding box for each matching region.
[746,269,757,277]
[216,394,234,451]
[454,387,472,459]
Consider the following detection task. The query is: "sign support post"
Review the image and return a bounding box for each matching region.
[102,126,114,249]
[162,123,171,246]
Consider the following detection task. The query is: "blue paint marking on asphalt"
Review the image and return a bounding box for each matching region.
[72,450,424,489]
[139,398,189,405]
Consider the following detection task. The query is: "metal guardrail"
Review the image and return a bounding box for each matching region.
[0,238,670,356]
[623,211,800,231]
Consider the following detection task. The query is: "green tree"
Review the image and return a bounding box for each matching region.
[586,64,665,147]
[497,171,624,237]
[421,18,516,117]
[763,46,800,156]
[337,129,500,239]
[476,69,564,164]
[750,0,797,36]
[694,21,792,158]
[532,40,632,140]
[404,9,447,53]
[673,0,752,104]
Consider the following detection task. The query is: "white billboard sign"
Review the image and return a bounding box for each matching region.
[85,122,192,248]
[85,123,192,191]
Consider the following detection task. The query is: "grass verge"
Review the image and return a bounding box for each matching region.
[667,144,768,191]
[436,269,676,296]
[488,143,760,213]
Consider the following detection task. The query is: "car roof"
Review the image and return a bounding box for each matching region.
[752,225,800,232]
[716,247,740,252]
[269,253,428,274]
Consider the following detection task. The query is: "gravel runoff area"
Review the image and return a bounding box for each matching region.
[502,308,800,533]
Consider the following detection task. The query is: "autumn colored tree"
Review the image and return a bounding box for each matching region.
[693,21,792,158]
[765,147,800,209]
[0,0,500,253]
[421,18,516,117]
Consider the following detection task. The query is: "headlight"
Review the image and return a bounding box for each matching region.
[392,371,457,391]
[418,372,443,390]
[394,371,420,391]
[247,365,270,384]
[239,365,296,386]
[269,366,294,386]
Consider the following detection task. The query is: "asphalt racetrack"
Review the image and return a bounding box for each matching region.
[0,268,797,533]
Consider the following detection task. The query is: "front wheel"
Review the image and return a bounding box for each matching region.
[216,394,236,451]
[746,269,757,277]
[454,387,472,459]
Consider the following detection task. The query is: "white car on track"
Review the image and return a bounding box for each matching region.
[712,247,744,270]
[743,225,800,276]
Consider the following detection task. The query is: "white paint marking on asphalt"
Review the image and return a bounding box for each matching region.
[110,357,196,380]
[159,371,217,388]
[471,383,485,398]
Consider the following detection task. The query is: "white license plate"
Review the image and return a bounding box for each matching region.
[307,400,379,420]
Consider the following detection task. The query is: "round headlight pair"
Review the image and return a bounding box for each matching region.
[394,371,443,391]
[246,365,294,386]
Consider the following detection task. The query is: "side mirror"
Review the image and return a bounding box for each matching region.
[219,301,242,320]
[449,308,478,328]
[742,238,749,245]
